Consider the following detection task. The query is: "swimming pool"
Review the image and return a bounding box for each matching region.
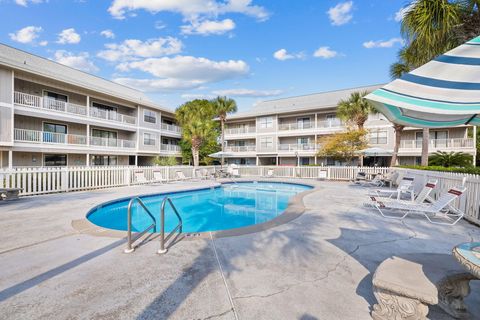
[87,182,312,233]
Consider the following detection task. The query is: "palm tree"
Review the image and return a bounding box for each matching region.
[212,96,237,166]
[175,99,216,167]
[429,151,473,167]
[390,124,405,166]
[336,91,375,130]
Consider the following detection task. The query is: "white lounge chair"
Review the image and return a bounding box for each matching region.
[152,170,166,183]
[354,173,384,187]
[176,171,189,181]
[371,186,466,225]
[266,168,274,178]
[368,176,415,201]
[367,179,437,208]
[134,170,148,184]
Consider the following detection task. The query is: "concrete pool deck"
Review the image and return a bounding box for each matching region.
[0,179,479,319]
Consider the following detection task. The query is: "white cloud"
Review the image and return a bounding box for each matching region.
[9,26,42,44]
[212,88,283,97]
[100,29,115,39]
[108,0,269,21]
[57,28,81,44]
[39,40,48,46]
[394,3,414,22]
[114,55,249,92]
[15,0,43,7]
[97,37,183,62]
[181,93,215,99]
[53,50,99,73]
[313,46,338,59]
[155,20,166,30]
[327,1,353,26]
[181,19,235,36]
[273,48,304,61]
[363,37,404,49]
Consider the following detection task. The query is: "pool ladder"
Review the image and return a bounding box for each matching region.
[124,196,183,254]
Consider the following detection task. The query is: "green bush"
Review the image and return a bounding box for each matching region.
[153,156,178,166]
[428,151,473,167]
[397,165,480,175]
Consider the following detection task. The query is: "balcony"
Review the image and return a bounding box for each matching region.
[317,119,344,128]
[161,123,182,134]
[399,138,475,150]
[225,127,256,135]
[14,128,136,149]
[14,128,87,145]
[160,144,181,153]
[14,91,137,126]
[278,122,314,131]
[225,145,256,152]
[278,143,317,152]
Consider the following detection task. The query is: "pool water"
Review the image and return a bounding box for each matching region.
[87,182,312,233]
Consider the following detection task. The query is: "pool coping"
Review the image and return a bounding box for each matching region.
[71,179,318,241]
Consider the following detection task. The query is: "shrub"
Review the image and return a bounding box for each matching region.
[428,151,473,167]
[397,165,480,175]
[153,156,178,166]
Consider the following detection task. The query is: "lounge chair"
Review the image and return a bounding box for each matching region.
[368,176,415,201]
[354,173,384,187]
[381,170,399,188]
[199,168,214,180]
[0,188,22,200]
[134,170,148,184]
[371,186,466,225]
[266,168,274,178]
[152,170,166,183]
[366,179,437,208]
[176,171,189,181]
[350,171,366,183]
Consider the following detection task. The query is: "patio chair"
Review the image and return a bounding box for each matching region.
[152,170,166,183]
[0,188,22,200]
[134,170,148,184]
[265,168,274,178]
[350,171,366,183]
[367,179,437,208]
[368,176,415,201]
[382,170,399,188]
[371,186,466,225]
[354,173,384,187]
[176,171,190,181]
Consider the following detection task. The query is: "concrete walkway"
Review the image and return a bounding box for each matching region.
[0,180,479,320]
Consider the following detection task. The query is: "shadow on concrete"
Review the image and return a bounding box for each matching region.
[135,214,325,319]
[0,238,126,302]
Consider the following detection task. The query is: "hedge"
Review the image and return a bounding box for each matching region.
[397,165,480,175]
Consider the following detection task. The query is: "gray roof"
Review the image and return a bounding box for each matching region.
[0,43,173,114]
[229,84,384,119]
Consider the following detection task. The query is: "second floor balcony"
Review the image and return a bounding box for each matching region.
[225,145,256,152]
[160,144,182,152]
[14,91,137,126]
[225,126,256,135]
[278,143,317,152]
[14,128,136,149]
[399,138,475,150]
[161,123,182,134]
[278,122,314,131]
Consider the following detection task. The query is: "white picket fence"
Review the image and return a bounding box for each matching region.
[1,165,479,225]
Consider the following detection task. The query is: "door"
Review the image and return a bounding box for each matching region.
[92,129,117,147]
[297,117,310,129]
[43,123,67,143]
[433,131,448,148]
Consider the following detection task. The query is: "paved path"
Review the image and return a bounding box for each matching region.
[0,180,479,319]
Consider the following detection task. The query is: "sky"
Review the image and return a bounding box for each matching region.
[0,0,409,112]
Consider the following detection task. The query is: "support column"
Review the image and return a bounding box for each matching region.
[8,150,13,169]
[86,124,90,146]
[256,156,259,166]
[314,156,317,165]
[135,155,138,166]
[86,154,90,166]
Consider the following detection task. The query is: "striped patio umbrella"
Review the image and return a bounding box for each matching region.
[366,36,480,128]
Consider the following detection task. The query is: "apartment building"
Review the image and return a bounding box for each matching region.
[0,44,182,168]
[223,85,477,166]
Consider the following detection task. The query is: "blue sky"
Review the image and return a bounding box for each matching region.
[1,0,408,112]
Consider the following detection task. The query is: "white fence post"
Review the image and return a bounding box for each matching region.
[61,167,69,192]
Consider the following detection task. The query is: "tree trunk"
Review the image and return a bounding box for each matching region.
[192,146,199,167]
[391,124,404,167]
[221,119,225,166]
[421,128,430,166]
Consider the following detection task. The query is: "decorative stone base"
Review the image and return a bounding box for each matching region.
[437,274,475,319]
[372,287,429,320]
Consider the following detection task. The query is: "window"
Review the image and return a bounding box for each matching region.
[44,154,67,167]
[369,129,388,144]
[144,133,156,146]
[297,137,309,145]
[297,117,311,129]
[91,102,118,120]
[300,157,310,166]
[260,137,273,149]
[92,155,117,166]
[91,129,117,147]
[144,110,157,123]
[44,91,68,102]
[259,117,273,129]
[43,122,67,143]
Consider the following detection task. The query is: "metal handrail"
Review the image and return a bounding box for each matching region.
[158,197,183,254]
[124,197,156,253]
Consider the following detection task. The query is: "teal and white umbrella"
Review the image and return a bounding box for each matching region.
[366,36,480,128]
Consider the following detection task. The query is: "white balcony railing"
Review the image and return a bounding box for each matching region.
[14,128,87,145]
[278,122,314,131]
[225,145,256,152]
[225,127,256,135]
[14,91,137,125]
[160,144,181,152]
[161,123,182,134]
[399,138,475,150]
[89,136,136,149]
[317,119,344,128]
[278,143,317,152]
[15,92,87,116]
[89,107,137,125]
